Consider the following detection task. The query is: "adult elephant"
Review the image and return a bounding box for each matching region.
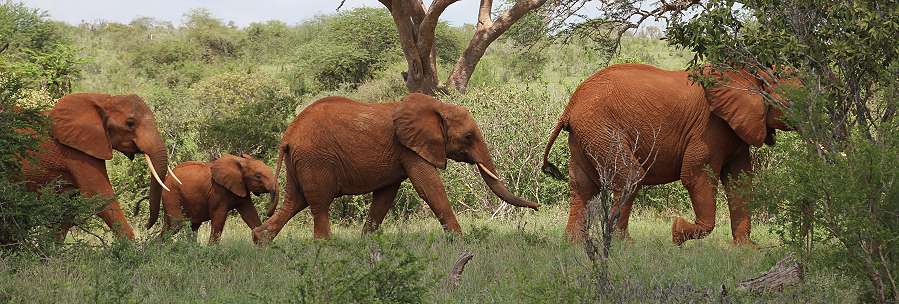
[19,93,171,240]
[253,93,539,243]
[146,154,278,244]
[541,64,794,245]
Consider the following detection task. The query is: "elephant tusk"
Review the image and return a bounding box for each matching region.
[477,163,501,181]
[144,154,170,192]
[168,167,183,185]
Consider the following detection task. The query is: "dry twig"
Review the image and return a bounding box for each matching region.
[444,250,474,290]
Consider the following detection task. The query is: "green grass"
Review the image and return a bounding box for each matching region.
[0,206,858,303]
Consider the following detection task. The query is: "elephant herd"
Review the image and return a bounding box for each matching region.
[13,63,796,246]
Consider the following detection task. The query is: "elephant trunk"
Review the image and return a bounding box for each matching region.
[140,133,169,229]
[477,160,539,210]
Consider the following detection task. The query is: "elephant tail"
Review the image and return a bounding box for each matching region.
[266,144,287,217]
[541,113,570,181]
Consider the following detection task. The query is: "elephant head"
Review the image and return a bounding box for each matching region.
[211,153,277,201]
[50,93,169,207]
[392,93,539,210]
[702,67,797,147]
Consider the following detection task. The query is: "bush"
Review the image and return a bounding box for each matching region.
[442,84,569,212]
[0,2,65,53]
[0,10,100,251]
[190,71,296,159]
[294,7,464,91]
[754,125,899,298]
[183,9,243,62]
[261,239,432,303]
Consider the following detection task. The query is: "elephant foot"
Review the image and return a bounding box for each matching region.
[731,238,758,248]
[252,227,273,247]
[672,217,714,246]
[671,217,693,246]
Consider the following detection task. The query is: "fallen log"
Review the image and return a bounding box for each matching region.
[737,253,803,292]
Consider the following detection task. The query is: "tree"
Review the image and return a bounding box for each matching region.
[363,0,548,94]
[663,0,899,302]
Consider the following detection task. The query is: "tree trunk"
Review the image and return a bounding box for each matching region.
[378,0,546,95]
[380,0,456,95]
[447,0,548,93]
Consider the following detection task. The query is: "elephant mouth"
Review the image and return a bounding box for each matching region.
[448,151,475,164]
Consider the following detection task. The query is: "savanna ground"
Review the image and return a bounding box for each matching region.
[3,1,897,303]
[0,206,858,303]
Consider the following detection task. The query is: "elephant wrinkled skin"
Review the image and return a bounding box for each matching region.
[542,64,795,245]
[253,93,538,243]
[146,154,277,244]
[19,93,170,240]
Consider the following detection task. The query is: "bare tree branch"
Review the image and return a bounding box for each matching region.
[444,250,475,290]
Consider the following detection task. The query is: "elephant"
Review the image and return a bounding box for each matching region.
[145,154,277,244]
[18,93,170,240]
[252,93,539,243]
[541,64,794,245]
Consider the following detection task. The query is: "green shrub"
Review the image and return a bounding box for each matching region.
[293,7,463,91]
[442,84,569,211]
[183,9,243,62]
[0,13,101,251]
[0,2,65,53]
[263,240,431,303]
[190,71,296,159]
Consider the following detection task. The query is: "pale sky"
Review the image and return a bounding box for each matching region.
[19,0,487,27]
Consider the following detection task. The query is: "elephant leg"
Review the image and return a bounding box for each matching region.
[160,193,186,240]
[96,202,135,239]
[566,158,598,242]
[611,188,640,240]
[307,191,336,240]
[235,201,263,230]
[721,146,753,245]
[55,222,74,243]
[673,166,719,245]
[363,183,401,234]
[292,169,338,239]
[402,155,461,234]
[254,160,318,244]
[564,135,600,242]
[63,151,135,240]
[208,208,227,245]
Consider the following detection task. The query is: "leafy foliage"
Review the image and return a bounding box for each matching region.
[190,71,296,159]
[0,2,97,252]
[667,0,899,301]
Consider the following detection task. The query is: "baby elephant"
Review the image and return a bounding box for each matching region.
[146,154,278,244]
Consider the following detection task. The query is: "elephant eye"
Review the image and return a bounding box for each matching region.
[255,173,262,179]
[125,118,136,129]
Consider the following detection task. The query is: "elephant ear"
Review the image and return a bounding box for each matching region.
[211,154,248,197]
[392,93,447,169]
[50,94,113,160]
[704,69,768,147]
